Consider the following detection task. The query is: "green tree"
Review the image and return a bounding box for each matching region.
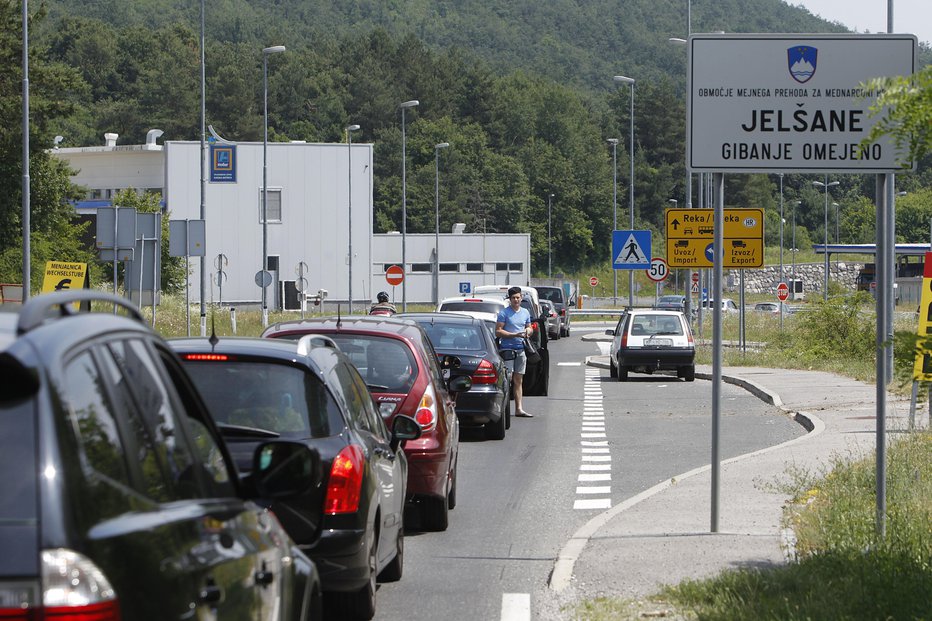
[863,66,932,166]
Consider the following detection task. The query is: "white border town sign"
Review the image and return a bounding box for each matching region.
[687,34,916,173]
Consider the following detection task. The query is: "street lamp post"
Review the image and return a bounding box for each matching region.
[813,177,840,300]
[434,142,449,305]
[261,44,286,328]
[791,200,800,299]
[668,198,678,293]
[833,201,840,270]
[614,75,636,307]
[547,193,555,278]
[346,124,360,313]
[399,100,419,312]
[608,138,619,304]
[779,174,784,289]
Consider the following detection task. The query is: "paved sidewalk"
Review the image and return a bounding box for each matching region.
[544,361,925,614]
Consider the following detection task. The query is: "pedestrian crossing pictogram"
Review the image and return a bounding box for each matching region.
[611,230,651,270]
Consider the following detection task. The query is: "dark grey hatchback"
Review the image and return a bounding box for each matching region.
[172,335,421,620]
[0,291,322,621]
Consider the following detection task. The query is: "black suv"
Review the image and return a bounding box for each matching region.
[0,291,323,621]
[171,335,422,620]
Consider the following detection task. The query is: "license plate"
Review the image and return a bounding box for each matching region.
[646,338,673,346]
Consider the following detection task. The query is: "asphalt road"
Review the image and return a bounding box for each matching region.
[372,325,804,620]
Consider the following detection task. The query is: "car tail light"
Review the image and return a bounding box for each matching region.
[471,359,498,385]
[0,549,122,620]
[530,322,539,332]
[183,353,229,361]
[413,383,438,432]
[620,327,629,348]
[378,401,397,417]
[559,308,566,317]
[324,445,365,514]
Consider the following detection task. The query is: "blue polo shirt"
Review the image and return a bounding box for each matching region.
[497,305,531,350]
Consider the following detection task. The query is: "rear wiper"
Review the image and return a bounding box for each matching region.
[367,384,390,391]
[216,423,280,439]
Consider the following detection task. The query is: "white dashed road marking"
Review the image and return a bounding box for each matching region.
[501,593,530,621]
[575,368,612,510]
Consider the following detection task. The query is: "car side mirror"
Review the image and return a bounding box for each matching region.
[499,348,517,361]
[391,414,422,450]
[604,329,615,336]
[250,441,321,499]
[447,375,472,393]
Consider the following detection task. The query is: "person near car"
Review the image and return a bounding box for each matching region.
[496,286,534,418]
[369,291,397,315]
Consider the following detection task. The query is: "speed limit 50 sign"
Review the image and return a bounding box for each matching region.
[646,257,669,282]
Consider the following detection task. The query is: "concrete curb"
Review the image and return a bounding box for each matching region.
[549,356,819,592]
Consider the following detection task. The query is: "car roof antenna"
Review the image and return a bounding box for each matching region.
[336,303,342,329]
[207,307,220,348]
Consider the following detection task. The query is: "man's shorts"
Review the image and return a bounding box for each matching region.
[504,349,527,375]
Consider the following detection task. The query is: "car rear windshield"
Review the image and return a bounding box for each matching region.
[0,400,37,522]
[439,301,502,315]
[630,315,684,336]
[417,323,487,352]
[326,334,418,394]
[183,361,342,438]
[536,287,565,304]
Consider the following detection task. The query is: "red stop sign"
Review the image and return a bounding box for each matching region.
[589,276,599,287]
[386,265,404,286]
[777,282,789,301]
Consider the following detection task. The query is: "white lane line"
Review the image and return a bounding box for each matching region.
[501,593,531,621]
[581,433,607,439]
[558,361,582,366]
[576,486,611,494]
[582,455,611,462]
[581,440,608,446]
[574,497,612,510]
[578,473,611,481]
[582,447,610,453]
[580,463,611,471]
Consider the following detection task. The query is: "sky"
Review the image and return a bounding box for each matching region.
[787,0,932,47]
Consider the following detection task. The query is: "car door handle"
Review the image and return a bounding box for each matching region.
[198,581,223,604]
[255,570,274,586]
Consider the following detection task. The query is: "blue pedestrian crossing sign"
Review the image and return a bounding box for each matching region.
[612,230,651,270]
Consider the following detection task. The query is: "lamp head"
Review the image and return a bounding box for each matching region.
[263,45,286,55]
[607,138,619,145]
[400,100,420,108]
[435,142,450,149]
[346,124,361,132]
[613,75,635,85]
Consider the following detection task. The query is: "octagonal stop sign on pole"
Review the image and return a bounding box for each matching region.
[777,282,789,302]
[386,265,404,287]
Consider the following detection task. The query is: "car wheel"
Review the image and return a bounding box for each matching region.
[447,459,458,510]
[618,365,628,382]
[378,525,404,583]
[683,365,695,382]
[486,406,506,440]
[609,357,618,378]
[551,329,560,341]
[329,530,377,619]
[504,398,512,430]
[421,495,449,532]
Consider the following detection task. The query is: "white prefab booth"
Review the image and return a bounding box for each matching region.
[372,231,531,305]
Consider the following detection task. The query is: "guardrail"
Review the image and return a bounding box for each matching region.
[568,308,626,316]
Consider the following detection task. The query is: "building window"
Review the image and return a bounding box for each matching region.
[465,263,483,272]
[509,263,523,272]
[495,263,508,271]
[258,188,282,223]
[440,263,459,272]
[411,263,432,273]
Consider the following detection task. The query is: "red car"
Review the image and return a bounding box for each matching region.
[263,316,468,531]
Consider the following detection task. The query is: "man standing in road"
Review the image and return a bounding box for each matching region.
[496,286,534,418]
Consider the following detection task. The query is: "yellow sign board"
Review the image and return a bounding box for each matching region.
[665,208,764,268]
[42,261,88,294]
[912,253,932,381]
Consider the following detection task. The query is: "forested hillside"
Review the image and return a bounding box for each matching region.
[3,0,931,280]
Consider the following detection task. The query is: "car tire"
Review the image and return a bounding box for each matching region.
[486,407,506,440]
[551,329,560,341]
[330,530,377,619]
[504,398,511,430]
[422,495,449,532]
[609,357,618,378]
[683,365,695,382]
[618,365,628,382]
[378,526,404,583]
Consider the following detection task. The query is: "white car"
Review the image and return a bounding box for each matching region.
[436,295,507,335]
[605,309,695,381]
